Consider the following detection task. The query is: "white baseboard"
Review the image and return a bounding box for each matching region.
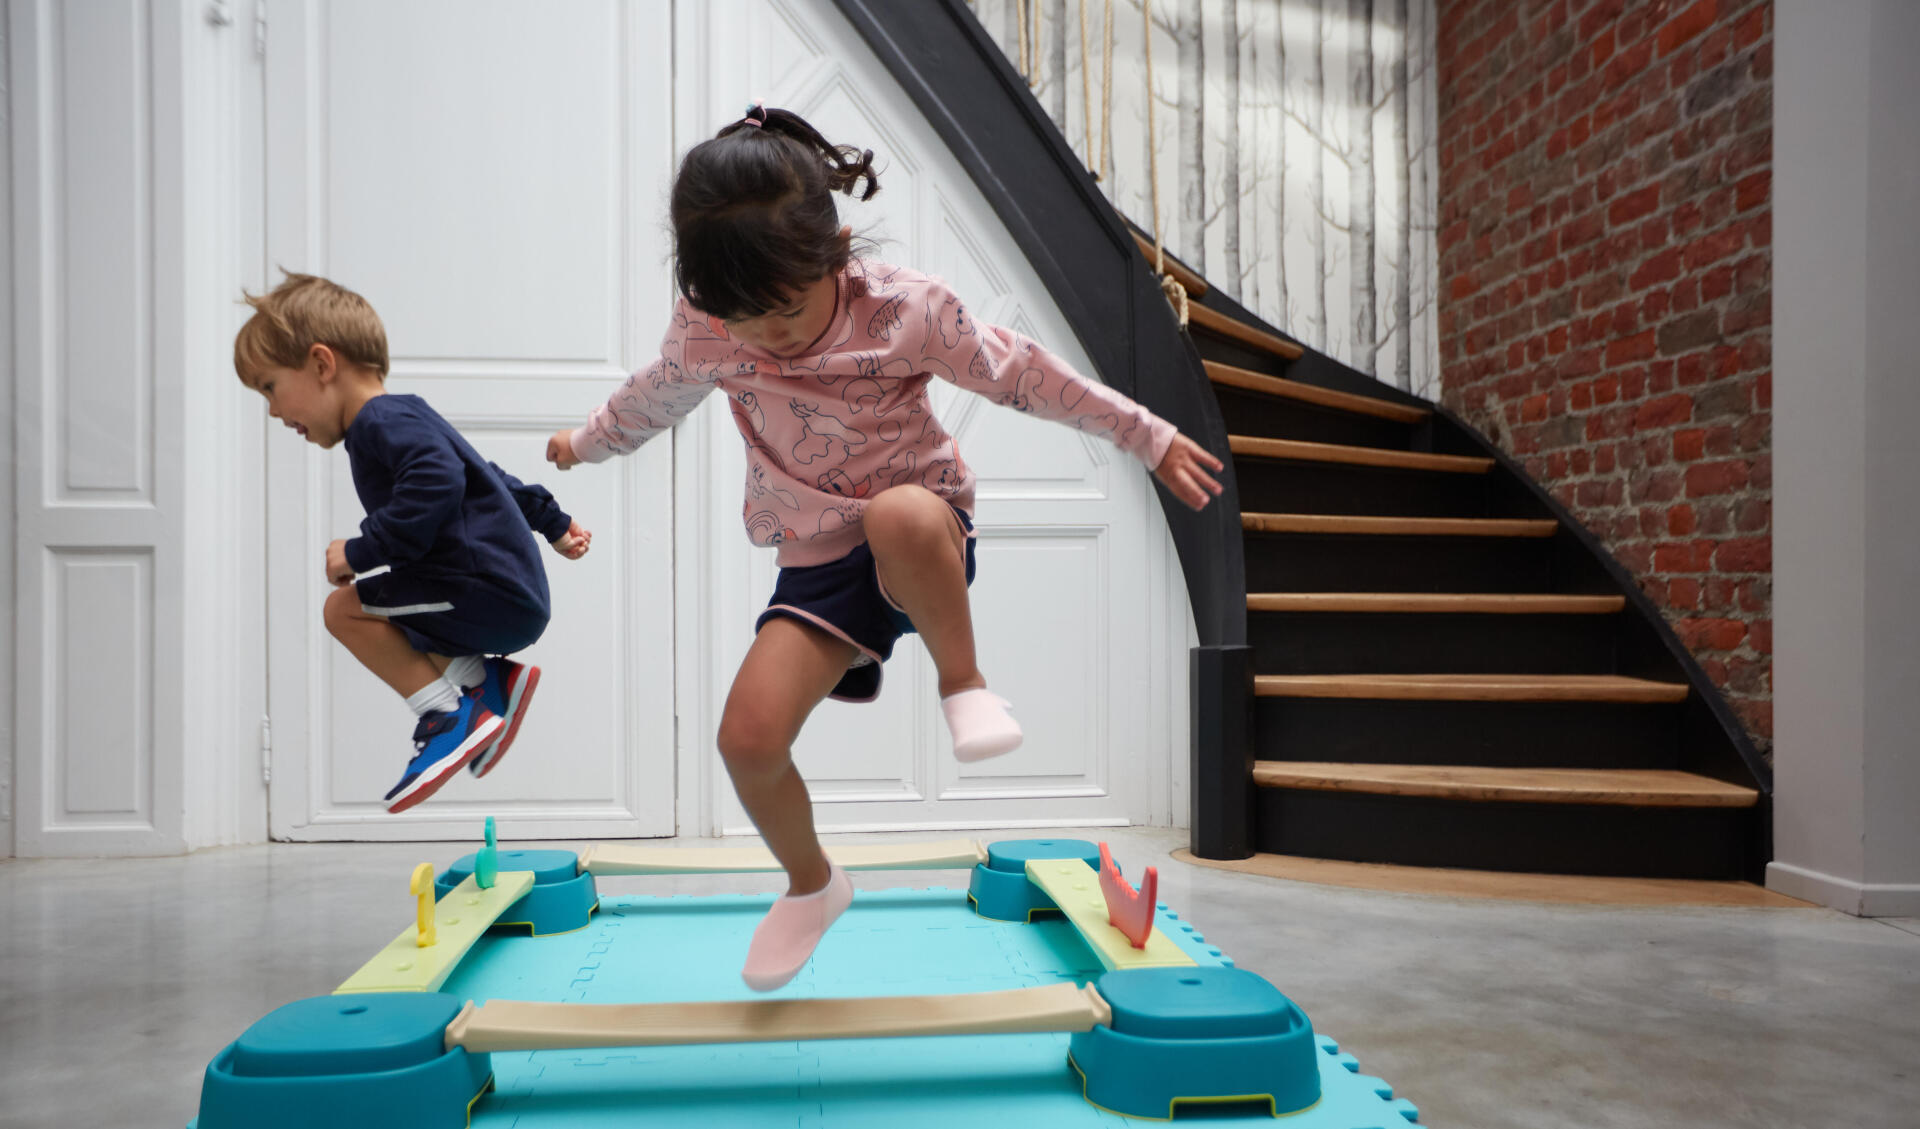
[1767,861,1920,917]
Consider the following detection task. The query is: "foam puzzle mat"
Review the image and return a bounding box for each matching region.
[411,887,1426,1127]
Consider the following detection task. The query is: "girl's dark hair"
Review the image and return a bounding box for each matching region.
[671,105,880,320]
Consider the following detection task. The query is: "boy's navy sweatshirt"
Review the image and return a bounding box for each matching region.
[341,394,570,608]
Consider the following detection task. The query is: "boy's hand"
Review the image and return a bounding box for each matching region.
[324,539,356,587]
[546,428,582,470]
[551,520,592,560]
[1153,432,1226,511]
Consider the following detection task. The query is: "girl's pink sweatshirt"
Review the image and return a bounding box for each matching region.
[570,260,1177,567]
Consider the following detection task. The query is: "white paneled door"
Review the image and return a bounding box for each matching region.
[262,0,678,840]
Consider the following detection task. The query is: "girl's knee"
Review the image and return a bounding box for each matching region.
[716,710,792,780]
[864,486,951,548]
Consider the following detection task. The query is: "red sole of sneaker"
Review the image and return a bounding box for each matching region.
[473,666,540,779]
[387,716,502,813]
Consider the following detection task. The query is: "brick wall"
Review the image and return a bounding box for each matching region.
[1436,0,1773,750]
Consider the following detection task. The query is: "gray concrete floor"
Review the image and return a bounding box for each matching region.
[3,827,1916,1128]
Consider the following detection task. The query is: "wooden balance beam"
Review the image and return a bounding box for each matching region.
[579,837,990,876]
[443,981,1113,1053]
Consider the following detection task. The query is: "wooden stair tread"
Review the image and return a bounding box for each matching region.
[1254,673,1690,703]
[1229,435,1493,474]
[1130,230,1209,298]
[1207,361,1429,423]
[1251,762,1757,808]
[1185,302,1306,361]
[1242,513,1559,538]
[1247,593,1627,614]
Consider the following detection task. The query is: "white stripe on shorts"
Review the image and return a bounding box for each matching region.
[359,600,455,617]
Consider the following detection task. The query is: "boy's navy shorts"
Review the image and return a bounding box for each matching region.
[755,505,977,703]
[355,570,548,658]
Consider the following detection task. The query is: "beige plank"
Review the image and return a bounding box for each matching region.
[446,982,1114,1053]
[1171,850,1813,907]
[1251,762,1755,807]
[1253,673,1691,703]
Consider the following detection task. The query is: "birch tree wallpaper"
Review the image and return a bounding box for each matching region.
[968,0,1441,399]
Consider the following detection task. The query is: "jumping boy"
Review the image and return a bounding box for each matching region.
[235,272,592,812]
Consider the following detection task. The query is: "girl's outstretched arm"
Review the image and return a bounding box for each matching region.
[549,303,726,471]
[916,279,1221,509]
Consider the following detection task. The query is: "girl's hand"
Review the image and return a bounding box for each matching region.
[324,539,356,587]
[551,520,593,560]
[1153,432,1225,511]
[546,428,582,470]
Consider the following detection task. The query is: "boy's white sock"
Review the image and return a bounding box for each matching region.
[405,678,462,718]
[444,654,485,690]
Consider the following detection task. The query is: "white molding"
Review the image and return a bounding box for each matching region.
[2,0,18,860]
[1767,861,1920,918]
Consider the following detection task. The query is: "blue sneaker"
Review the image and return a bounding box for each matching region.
[385,695,502,813]
[468,657,541,778]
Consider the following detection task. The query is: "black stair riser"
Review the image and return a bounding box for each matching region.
[1234,457,1490,517]
[1249,611,1619,675]
[1244,532,1553,593]
[1191,330,1299,375]
[1254,788,1758,879]
[1214,386,1416,450]
[1254,698,1682,768]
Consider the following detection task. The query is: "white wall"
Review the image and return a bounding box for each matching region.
[974,0,1442,397]
[1770,0,1920,916]
[2,0,16,860]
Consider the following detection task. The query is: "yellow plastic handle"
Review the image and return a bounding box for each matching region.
[411,862,437,948]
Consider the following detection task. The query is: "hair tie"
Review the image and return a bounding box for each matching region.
[741,100,766,128]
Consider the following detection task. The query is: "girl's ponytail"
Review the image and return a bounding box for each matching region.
[720,105,881,202]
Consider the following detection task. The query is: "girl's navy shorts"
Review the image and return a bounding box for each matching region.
[355,570,549,658]
[755,505,977,702]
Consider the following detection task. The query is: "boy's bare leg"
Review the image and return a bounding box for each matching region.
[716,617,857,896]
[322,586,443,698]
[864,485,982,698]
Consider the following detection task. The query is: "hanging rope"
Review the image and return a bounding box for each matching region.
[1141,0,1188,326]
[1099,0,1114,181]
[1079,0,1092,174]
[1017,0,1030,78]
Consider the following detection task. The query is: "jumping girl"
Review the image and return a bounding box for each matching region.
[547,105,1222,990]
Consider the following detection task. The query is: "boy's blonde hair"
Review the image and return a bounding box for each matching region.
[234,272,389,383]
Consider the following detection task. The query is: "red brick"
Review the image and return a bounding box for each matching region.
[1734,6,1767,50]
[1672,428,1706,461]
[1750,618,1773,654]
[1686,459,1750,496]
[1609,184,1661,226]
[1667,503,1697,535]
[1631,248,1683,289]
[1677,616,1748,650]
[1655,540,1716,573]
[1635,392,1693,429]
[1716,535,1770,571]
[1734,166,1772,210]
[1668,577,1703,609]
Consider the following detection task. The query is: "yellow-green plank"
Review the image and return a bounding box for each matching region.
[335,871,536,995]
[1022,859,1194,971]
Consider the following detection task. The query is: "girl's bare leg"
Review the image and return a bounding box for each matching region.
[715,616,858,896]
[863,485,980,698]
